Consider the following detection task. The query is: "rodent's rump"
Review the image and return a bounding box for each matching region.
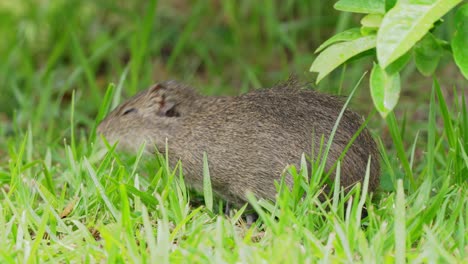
[97,80,380,205]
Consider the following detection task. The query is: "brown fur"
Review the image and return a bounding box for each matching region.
[97,80,380,205]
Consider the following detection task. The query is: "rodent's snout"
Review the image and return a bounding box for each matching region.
[96,121,105,135]
[95,119,117,148]
[96,119,112,139]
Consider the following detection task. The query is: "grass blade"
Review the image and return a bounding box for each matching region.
[394,179,406,264]
[203,152,213,212]
[84,158,119,221]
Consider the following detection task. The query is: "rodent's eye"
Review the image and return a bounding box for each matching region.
[122,108,137,116]
[165,107,180,117]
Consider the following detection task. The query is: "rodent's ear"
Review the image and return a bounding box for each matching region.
[148,83,165,94]
[158,100,179,117]
[148,83,180,117]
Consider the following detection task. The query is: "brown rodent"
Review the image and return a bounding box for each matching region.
[97,80,380,206]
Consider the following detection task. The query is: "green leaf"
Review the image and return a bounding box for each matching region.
[414,33,442,76]
[370,63,401,118]
[385,0,397,11]
[386,50,412,74]
[315,28,362,53]
[334,0,385,14]
[311,35,376,83]
[360,26,379,36]
[452,3,468,79]
[377,0,462,68]
[360,14,383,28]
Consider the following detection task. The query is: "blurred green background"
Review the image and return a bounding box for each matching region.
[0,0,465,149]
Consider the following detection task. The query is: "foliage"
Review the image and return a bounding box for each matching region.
[311,0,468,117]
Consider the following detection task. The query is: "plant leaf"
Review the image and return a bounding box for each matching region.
[361,14,383,28]
[414,33,442,76]
[311,35,376,83]
[360,26,379,36]
[386,0,398,11]
[315,28,362,53]
[377,0,462,68]
[370,63,401,118]
[386,50,412,74]
[334,0,385,14]
[452,3,468,79]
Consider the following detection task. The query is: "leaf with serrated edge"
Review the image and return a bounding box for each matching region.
[311,35,376,83]
[377,0,462,68]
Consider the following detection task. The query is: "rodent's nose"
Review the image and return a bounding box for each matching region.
[96,122,105,135]
[95,122,113,145]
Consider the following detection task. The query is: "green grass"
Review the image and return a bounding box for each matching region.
[0,0,467,263]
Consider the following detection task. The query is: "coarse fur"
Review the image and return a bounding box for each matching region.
[97,80,380,206]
